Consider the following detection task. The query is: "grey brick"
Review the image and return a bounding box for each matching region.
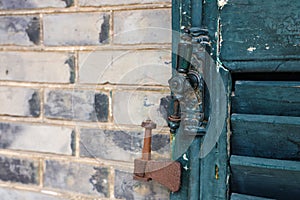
[79,0,170,6]
[44,13,110,46]
[0,16,40,45]
[113,9,171,44]
[44,160,109,197]
[114,170,169,200]
[0,122,74,155]
[79,50,171,85]
[0,87,40,117]
[113,91,168,126]
[0,188,67,200]
[0,0,73,10]
[0,156,39,185]
[80,128,170,162]
[0,52,75,83]
[44,89,108,122]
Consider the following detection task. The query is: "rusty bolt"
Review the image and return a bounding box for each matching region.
[141,120,156,161]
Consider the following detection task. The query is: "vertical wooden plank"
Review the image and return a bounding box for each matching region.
[171,0,192,199]
[199,66,231,200]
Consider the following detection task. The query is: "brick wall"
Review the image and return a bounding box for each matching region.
[0,0,172,199]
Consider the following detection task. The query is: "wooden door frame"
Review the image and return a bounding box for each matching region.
[171,1,231,199]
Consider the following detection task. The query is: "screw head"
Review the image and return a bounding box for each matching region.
[141,120,157,129]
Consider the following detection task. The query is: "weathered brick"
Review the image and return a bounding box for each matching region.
[113,91,168,126]
[79,50,171,85]
[44,89,108,122]
[0,52,75,83]
[0,86,40,117]
[44,13,110,46]
[0,122,74,155]
[0,156,39,185]
[80,128,170,162]
[114,169,169,200]
[44,160,109,197]
[0,0,73,10]
[0,16,40,45]
[79,0,170,6]
[0,188,68,200]
[113,9,171,44]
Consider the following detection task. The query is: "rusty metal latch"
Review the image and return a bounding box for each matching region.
[168,27,210,136]
[133,120,181,192]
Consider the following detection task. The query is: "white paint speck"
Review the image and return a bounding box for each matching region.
[183,153,188,161]
[184,165,189,171]
[247,47,257,52]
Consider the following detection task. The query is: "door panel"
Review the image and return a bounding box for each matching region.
[220,1,300,199]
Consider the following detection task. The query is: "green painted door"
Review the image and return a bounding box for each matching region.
[171,0,300,199]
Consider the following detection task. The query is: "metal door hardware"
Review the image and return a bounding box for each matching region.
[168,27,210,136]
[133,120,181,192]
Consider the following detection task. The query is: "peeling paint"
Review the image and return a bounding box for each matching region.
[218,0,228,9]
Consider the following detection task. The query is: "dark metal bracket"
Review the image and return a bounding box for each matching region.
[168,27,211,136]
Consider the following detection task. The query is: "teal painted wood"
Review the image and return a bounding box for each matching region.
[171,1,230,200]
[223,60,300,72]
[230,155,300,199]
[220,0,300,62]
[199,67,231,200]
[171,0,193,199]
[202,0,218,60]
[232,81,300,116]
[231,114,300,160]
[231,193,275,200]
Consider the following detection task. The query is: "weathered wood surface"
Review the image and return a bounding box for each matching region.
[231,114,300,160]
[230,155,300,199]
[223,60,300,73]
[232,81,300,116]
[220,0,300,65]
[231,193,275,200]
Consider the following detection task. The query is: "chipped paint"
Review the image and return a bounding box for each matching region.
[247,47,257,52]
[183,153,188,161]
[218,0,228,9]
